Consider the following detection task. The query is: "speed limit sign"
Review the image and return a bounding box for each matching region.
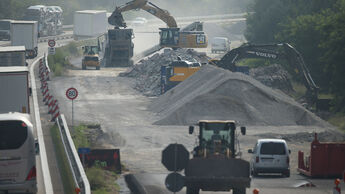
[66,87,78,100]
[48,39,56,47]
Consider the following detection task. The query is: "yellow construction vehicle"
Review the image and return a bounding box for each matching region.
[108,0,208,49]
[82,45,100,70]
[161,57,201,94]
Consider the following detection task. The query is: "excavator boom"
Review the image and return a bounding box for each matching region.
[214,43,318,105]
[108,0,177,28]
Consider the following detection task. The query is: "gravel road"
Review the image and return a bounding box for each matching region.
[48,63,344,193]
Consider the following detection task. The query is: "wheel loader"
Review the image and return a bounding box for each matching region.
[82,45,100,70]
[186,120,250,194]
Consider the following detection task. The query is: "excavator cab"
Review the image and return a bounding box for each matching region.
[160,27,208,49]
[159,28,180,47]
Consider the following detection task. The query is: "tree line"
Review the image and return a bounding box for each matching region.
[245,0,345,111]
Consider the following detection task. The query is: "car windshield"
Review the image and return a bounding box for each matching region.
[260,142,286,155]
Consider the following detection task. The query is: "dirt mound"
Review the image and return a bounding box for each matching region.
[149,65,328,126]
[120,48,207,96]
[250,64,294,93]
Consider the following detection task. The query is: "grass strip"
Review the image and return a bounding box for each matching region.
[50,124,76,194]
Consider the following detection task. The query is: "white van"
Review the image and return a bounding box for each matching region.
[211,37,230,53]
[248,139,290,177]
[0,113,37,193]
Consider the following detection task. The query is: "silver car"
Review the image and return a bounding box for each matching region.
[248,139,290,177]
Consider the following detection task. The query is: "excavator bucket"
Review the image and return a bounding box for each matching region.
[185,158,250,191]
[108,8,127,28]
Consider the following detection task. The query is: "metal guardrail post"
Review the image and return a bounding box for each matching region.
[57,114,91,194]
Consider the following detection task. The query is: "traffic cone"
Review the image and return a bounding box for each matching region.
[333,179,341,194]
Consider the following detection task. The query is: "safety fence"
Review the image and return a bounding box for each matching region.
[37,54,90,194]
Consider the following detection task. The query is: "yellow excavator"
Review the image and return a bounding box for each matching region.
[108,0,208,49]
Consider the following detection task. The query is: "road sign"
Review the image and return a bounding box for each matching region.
[165,172,185,192]
[78,147,91,154]
[48,39,56,47]
[66,87,78,100]
[48,47,55,55]
[162,143,189,172]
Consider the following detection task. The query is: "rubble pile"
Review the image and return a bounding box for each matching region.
[250,64,294,93]
[149,65,328,126]
[120,48,207,96]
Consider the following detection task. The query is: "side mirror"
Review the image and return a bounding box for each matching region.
[241,126,246,135]
[35,139,39,155]
[248,149,253,153]
[82,46,85,50]
[289,150,291,154]
[189,126,194,134]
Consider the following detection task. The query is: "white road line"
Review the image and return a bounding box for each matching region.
[30,57,54,194]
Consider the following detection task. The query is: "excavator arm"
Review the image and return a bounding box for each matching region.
[108,0,177,28]
[215,43,319,104]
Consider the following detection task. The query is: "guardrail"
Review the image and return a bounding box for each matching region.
[30,57,54,193]
[38,34,74,43]
[57,115,91,194]
[38,54,90,194]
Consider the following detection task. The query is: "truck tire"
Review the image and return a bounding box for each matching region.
[96,66,100,70]
[186,186,199,194]
[233,187,246,194]
[283,170,290,177]
[82,63,86,70]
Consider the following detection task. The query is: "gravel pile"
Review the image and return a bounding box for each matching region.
[149,65,328,126]
[120,48,207,96]
[250,64,293,93]
[256,131,345,143]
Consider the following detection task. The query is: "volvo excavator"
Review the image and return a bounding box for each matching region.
[107,0,208,49]
[210,43,319,106]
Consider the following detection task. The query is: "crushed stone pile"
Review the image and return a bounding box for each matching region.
[256,131,345,143]
[149,65,328,126]
[250,64,293,93]
[120,48,207,96]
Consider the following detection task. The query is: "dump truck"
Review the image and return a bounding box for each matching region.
[11,21,38,59]
[185,120,250,194]
[82,45,100,70]
[104,28,134,67]
[0,19,12,40]
[0,46,26,67]
[0,66,30,114]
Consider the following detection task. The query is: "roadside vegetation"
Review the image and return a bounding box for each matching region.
[47,42,80,76]
[47,38,99,76]
[245,0,345,130]
[72,124,120,194]
[50,125,76,194]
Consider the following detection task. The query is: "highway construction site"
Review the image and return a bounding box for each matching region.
[55,42,345,193]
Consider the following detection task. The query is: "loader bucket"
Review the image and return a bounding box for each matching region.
[185,158,250,191]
